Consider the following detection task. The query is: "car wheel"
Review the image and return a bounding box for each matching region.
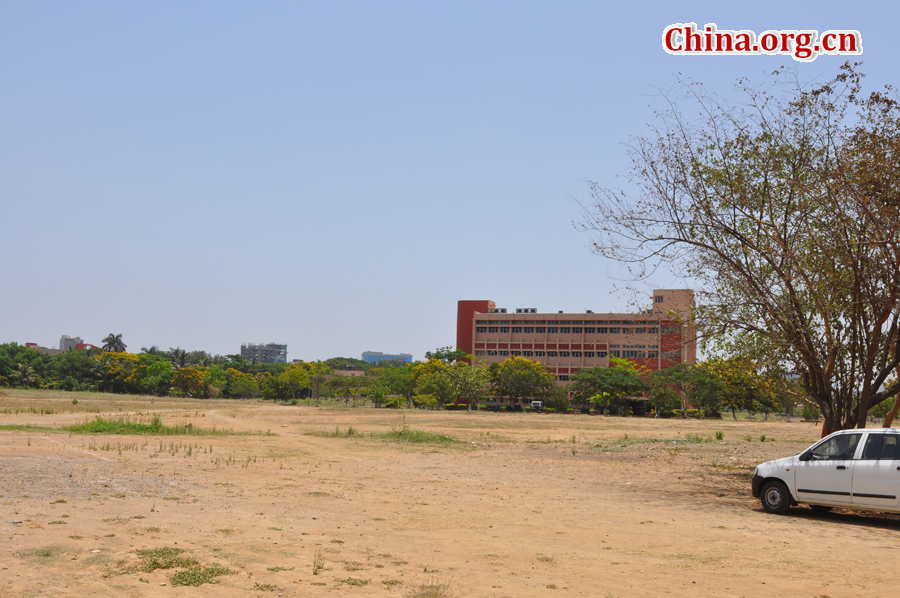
[760,480,792,514]
[809,504,833,514]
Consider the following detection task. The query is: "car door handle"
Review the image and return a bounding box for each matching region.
[836,466,847,470]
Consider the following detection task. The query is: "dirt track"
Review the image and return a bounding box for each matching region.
[2,391,897,597]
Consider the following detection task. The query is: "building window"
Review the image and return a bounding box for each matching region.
[488,327,498,333]
[548,327,559,333]
[557,374,569,381]
[623,350,646,358]
[524,327,535,333]
[512,327,522,333]
[560,327,571,333]
[584,351,595,358]
[500,327,510,333]
[476,320,488,324]
[662,325,682,335]
[487,350,498,356]
[476,327,487,333]
[662,349,682,359]
[572,351,582,357]
[597,327,608,334]
[610,349,621,357]
[648,328,659,334]
[510,350,522,356]
[499,350,509,356]
[635,327,647,334]
[598,351,608,358]
[475,350,486,356]
[558,351,570,357]
[572,327,582,334]
[523,351,534,357]
[622,328,634,334]
[655,296,664,303]
[648,351,659,358]
[535,327,546,333]
[547,351,558,357]
[535,351,545,357]
[608,327,621,334]
[584,327,595,334]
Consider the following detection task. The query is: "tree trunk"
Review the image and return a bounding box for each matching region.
[883,397,900,428]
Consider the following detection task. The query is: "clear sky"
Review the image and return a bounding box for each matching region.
[2,1,897,361]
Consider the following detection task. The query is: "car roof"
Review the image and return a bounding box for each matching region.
[832,428,900,434]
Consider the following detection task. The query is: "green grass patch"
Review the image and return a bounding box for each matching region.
[374,428,459,444]
[335,577,370,586]
[134,547,199,572]
[305,424,459,444]
[0,424,54,432]
[63,416,231,436]
[170,565,236,587]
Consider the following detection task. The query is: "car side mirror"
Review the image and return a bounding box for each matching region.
[799,451,811,462]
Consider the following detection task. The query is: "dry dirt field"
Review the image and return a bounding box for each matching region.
[1,389,897,598]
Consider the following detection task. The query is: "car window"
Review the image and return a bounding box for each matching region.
[862,434,900,460]
[808,433,862,460]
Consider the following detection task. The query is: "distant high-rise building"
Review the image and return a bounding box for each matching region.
[241,343,287,364]
[361,351,413,364]
[60,335,83,352]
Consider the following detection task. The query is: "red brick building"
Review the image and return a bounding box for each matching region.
[457,289,696,381]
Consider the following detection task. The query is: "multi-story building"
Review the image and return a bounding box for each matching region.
[241,343,287,364]
[361,351,413,365]
[457,289,696,382]
[59,335,83,351]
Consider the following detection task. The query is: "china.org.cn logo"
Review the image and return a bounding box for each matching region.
[662,23,862,62]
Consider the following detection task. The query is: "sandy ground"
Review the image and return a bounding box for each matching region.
[2,390,899,598]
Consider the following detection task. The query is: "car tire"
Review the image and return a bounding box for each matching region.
[809,504,833,514]
[760,480,792,514]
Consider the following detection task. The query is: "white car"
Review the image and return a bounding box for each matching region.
[752,428,900,514]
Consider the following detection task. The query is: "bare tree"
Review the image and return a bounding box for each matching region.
[580,64,900,434]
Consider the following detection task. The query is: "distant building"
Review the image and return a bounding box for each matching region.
[241,343,287,364]
[60,335,83,351]
[457,289,697,383]
[25,342,63,356]
[361,351,413,365]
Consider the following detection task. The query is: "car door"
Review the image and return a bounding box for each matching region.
[794,433,863,504]
[851,432,900,509]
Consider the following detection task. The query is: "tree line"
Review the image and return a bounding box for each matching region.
[0,339,837,419]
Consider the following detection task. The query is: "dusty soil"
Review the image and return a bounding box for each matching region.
[1,390,897,597]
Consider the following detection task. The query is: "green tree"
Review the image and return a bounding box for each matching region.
[142,361,174,396]
[448,360,491,411]
[581,65,900,434]
[203,366,228,398]
[262,375,291,402]
[10,363,42,388]
[569,366,647,415]
[167,347,188,368]
[490,356,557,407]
[101,333,126,353]
[368,365,416,408]
[306,361,333,407]
[425,346,468,365]
[280,363,310,401]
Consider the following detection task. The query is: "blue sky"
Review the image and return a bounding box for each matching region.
[2,1,896,361]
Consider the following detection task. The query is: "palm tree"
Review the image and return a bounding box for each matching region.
[167,347,188,368]
[101,333,127,353]
[10,363,42,388]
